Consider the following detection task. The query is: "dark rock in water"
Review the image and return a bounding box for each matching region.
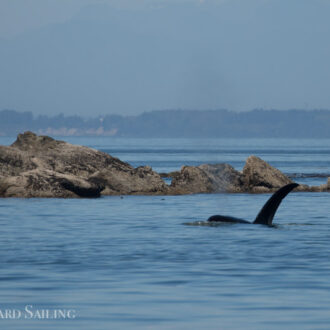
[58,177,104,198]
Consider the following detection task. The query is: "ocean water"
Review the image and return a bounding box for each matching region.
[0,137,329,329]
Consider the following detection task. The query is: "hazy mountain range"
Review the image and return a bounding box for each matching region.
[1,109,329,138]
[1,0,330,116]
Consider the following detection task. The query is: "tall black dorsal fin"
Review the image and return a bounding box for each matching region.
[253,183,299,225]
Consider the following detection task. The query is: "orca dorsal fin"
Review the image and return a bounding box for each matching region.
[253,183,299,225]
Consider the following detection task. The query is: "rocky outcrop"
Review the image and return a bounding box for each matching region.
[89,166,168,195]
[242,155,294,193]
[167,155,329,194]
[0,132,168,198]
[308,177,330,193]
[0,132,328,197]
[0,169,104,198]
[169,164,244,194]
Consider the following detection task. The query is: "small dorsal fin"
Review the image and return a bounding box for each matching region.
[253,183,299,225]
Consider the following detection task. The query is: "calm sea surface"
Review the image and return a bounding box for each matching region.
[0,137,329,329]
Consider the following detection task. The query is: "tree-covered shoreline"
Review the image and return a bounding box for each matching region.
[0,109,329,138]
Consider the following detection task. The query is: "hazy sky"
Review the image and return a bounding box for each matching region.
[0,0,330,116]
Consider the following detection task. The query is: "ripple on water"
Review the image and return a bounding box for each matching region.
[0,137,329,329]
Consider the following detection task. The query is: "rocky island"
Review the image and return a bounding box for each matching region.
[0,132,329,198]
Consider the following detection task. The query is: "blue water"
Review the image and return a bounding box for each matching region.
[0,137,329,329]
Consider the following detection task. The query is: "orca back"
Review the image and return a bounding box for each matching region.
[253,183,299,226]
[207,215,250,223]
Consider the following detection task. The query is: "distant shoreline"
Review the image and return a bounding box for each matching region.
[0,109,330,138]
